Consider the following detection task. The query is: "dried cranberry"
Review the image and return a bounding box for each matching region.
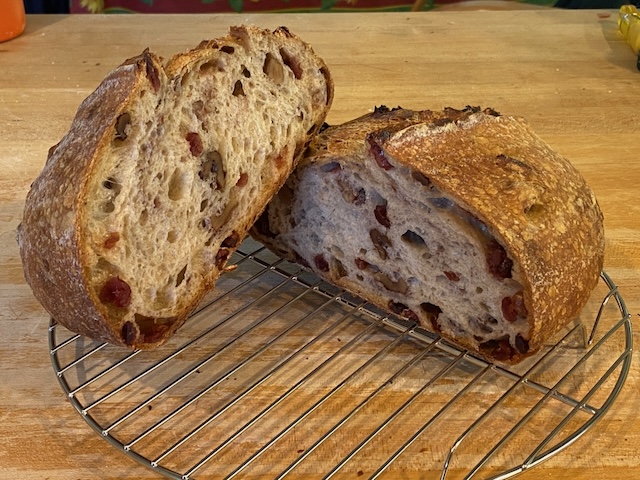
[186,132,204,156]
[236,172,249,187]
[222,232,240,248]
[99,277,132,308]
[272,153,285,169]
[374,204,391,228]
[443,271,460,282]
[103,232,120,249]
[367,135,394,170]
[216,248,230,269]
[314,254,330,272]
[486,239,513,280]
[501,292,527,323]
[355,258,369,270]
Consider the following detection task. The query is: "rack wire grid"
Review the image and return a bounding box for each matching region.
[49,238,633,480]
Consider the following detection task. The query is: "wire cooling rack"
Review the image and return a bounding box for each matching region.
[49,238,632,479]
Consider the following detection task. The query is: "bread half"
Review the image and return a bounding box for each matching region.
[18,25,333,349]
[251,106,604,364]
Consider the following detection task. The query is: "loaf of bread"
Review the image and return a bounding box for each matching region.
[18,26,333,349]
[251,106,604,364]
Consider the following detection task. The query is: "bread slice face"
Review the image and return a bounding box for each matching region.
[251,106,604,364]
[18,26,333,349]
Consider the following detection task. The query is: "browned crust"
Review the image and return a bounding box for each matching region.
[255,106,604,364]
[18,52,159,346]
[17,26,333,349]
[382,111,604,356]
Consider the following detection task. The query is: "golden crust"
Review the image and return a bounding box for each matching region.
[18,54,155,346]
[383,112,604,354]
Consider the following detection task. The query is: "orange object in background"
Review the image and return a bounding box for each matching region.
[0,0,26,42]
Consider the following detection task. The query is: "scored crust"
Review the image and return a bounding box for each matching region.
[382,109,604,353]
[252,106,604,364]
[18,25,334,349]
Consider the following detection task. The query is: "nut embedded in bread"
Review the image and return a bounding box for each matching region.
[17,25,334,349]
[251,106,604,364]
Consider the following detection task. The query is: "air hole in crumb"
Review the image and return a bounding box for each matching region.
[103,177,122,196]
[140,208,149,225]
[332,257,348,278]
[168,168,187,201]
[263,52,284,84]
[476,287,484,294]
[232,80,245,97]
[167,230,179,243]
[103,201,115,213]
[176,265,188,286]
[200,61,216,74]
[200,198,209,212]
[220,45,235,54]
[401,230,425,246]
[95,257,117,274]
[306,123,318,136]
[114,113,131,141]
[279,47,303,79]
[242,66,251,78]
[192,100,206,121]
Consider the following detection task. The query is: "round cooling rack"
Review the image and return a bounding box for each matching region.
[49,238,633,480]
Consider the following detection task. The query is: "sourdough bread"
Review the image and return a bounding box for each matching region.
[251,106,604,364]
[18,25,333,349]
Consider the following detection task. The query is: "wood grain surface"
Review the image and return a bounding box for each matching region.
[1,10,639,480]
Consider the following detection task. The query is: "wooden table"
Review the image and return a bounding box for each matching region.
[1,10,639,480]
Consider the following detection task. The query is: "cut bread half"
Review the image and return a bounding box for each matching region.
[18,25,333,349]
[252,106,604,364]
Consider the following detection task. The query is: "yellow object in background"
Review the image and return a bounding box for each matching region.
[618,5,640,54]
